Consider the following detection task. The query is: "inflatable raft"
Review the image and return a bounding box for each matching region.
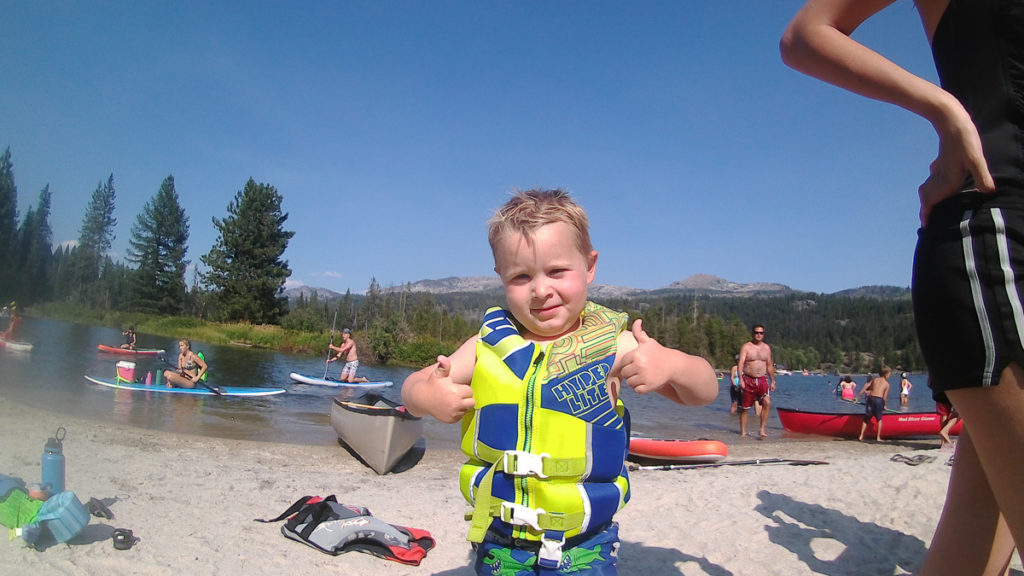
[628,438,729,464]
[777,407,962,438]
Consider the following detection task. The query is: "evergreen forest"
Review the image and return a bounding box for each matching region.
[0,146,920,373]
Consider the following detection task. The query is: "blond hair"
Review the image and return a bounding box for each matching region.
[487,189,592,256]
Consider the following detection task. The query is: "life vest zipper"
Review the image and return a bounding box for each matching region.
[517,348,545,537]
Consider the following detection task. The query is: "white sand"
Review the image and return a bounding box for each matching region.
[1,395,1020,576]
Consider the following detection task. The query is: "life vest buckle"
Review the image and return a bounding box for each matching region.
[499,502,545,531]
[538,533,565,570]
[502,450,550,478]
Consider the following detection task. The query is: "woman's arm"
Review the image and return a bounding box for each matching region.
[780,0,993,224]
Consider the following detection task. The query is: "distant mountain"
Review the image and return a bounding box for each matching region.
[652,274,792,296]
[832,285,911,299]
[286,274,908,301]
[398,276,503,293]
[283,285,345,301]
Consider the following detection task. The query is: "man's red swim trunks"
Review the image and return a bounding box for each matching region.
[740,374,770,409]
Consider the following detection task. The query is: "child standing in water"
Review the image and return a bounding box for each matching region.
[402,189,717,575]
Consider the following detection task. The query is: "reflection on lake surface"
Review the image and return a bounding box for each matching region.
[1,316,942,448]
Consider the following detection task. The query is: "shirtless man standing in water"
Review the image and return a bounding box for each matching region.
[737,324,776,438]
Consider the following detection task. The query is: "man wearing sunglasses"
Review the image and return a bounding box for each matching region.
[737,325,776,438]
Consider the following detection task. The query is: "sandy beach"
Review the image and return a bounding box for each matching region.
[1,395,1020,576]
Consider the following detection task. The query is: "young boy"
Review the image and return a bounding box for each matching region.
[402,189,717,575]
[858,367,891,442]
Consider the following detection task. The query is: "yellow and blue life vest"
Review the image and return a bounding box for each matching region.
[460,302,631,546]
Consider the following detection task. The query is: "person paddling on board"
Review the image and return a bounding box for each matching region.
[120,326,137,350]
[163,338,208,389]
[1,302,21,340]
[327,329,369,383]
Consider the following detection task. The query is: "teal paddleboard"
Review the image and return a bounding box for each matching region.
[84,375,286,397]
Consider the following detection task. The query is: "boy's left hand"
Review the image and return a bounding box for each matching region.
[619,319,672,394]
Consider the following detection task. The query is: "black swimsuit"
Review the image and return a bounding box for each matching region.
[913,0,1024,401]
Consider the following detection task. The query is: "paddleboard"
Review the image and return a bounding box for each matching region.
[628,438,728,464]
[288,372,393,389]
[84,375,286,397]
[97,344,166,355]
[0,337,33,352]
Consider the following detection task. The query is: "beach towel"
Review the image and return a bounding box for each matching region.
[255,495,435,565]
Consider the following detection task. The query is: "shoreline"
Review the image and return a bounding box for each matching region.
[2,395,1020,575]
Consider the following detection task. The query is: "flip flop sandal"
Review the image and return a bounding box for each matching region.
[112,528,137,550]
[87,497,114,520]
[891,454,934,466]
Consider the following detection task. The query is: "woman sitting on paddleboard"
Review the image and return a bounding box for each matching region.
[163,339,207,388]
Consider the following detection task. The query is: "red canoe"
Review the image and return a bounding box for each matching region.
[628,438,728,463]
[96,344,166,355]
[777,407,962,439]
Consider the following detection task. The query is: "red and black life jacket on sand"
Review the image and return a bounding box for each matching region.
[256,495,435,565]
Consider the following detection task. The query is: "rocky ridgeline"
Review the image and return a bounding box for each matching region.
[284,273,820,300]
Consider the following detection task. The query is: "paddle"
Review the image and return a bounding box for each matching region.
[628,458,829,471]
[324,310,338,379]
[158,355,223,396]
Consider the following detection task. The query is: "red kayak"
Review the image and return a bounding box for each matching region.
[96,344,166,355]
[777,407,962,439]
[628,438,728,463]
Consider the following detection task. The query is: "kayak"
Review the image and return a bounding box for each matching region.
[289,372,393,389]
[331,393,422,474]
[84,375,286,397]
[97,344,166,355]
[628,438,728,464]
[776,406,963,438]
[0,337,33,352]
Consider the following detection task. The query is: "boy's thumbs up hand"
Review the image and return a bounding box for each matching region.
[620,319,670,394]
[632,319,652,344]
[428,355,475,423]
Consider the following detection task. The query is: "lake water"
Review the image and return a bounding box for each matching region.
[0,317,943,449]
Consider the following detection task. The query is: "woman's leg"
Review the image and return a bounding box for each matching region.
[919,428,1015,575]
[163,371,196,389]
[921,363,1024,575]
[951,364,1024,548]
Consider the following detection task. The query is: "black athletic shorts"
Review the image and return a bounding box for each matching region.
[913,190,1024,403]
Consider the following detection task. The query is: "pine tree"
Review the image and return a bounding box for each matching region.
[127,175,190,314]
[0,148,18,299]
[74,174,117,306]
[12,186,53,304]
[201,178,294,323]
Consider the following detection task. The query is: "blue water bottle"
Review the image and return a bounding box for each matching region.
[41,427,66,495]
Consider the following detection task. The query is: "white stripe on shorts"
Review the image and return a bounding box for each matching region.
[961,210,996,386]
[993,209,1024,362]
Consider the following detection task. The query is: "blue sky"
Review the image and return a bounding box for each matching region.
[1,2,937,295]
